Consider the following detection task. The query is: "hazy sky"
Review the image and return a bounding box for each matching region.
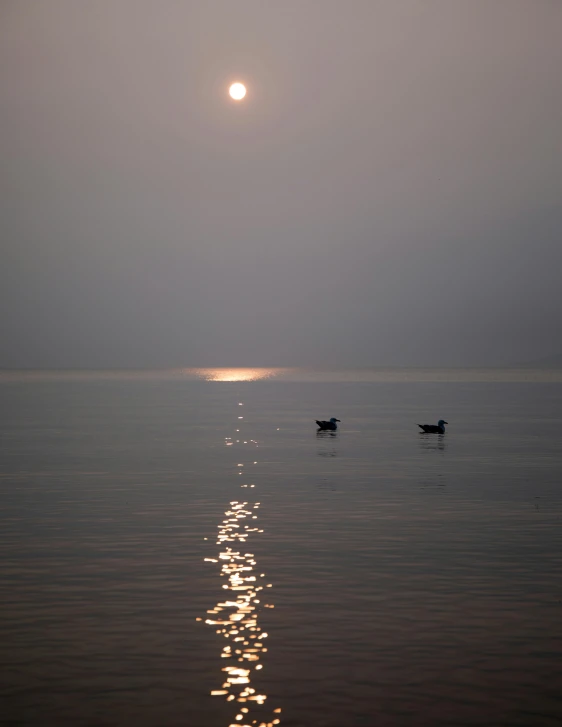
[2,0,561,368]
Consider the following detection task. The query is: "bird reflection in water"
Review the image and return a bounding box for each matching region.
[199,400,281,727]
[316,430,338,458]
[419,433,446,451]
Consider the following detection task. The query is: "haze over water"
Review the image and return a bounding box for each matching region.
[3,2,562,371]
[4,4,562,723]
[1,367,562,726]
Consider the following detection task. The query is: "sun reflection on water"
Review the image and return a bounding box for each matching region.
[199,400,281,727]
[191,368,283,382]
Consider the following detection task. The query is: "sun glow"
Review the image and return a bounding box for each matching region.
[194,369,278,382]
[229,82,247,101]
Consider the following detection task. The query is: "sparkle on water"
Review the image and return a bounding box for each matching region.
[199,401,281,726]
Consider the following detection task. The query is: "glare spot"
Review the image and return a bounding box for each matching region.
[229,82,247,101]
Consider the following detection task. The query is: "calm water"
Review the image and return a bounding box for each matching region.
[1,368,562,726]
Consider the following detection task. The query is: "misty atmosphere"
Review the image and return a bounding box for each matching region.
[2,1,562,369]
[3,5,562,727]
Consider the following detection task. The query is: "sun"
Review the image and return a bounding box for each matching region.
[229,82,247,101]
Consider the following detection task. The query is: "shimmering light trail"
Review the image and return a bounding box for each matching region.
[199,399,281,726]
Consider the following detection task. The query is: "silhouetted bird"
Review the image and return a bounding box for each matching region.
[316,417,341,431]
[418,419,448,434]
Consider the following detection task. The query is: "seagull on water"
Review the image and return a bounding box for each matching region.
[418,420,448,434]
[316,417,341,431]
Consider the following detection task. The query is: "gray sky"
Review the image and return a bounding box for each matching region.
[2,0,561,368]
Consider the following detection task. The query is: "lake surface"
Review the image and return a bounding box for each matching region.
[1,368,562,726]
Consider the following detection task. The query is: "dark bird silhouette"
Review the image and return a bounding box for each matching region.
[316,417,341,431]
[418,419,448,434]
